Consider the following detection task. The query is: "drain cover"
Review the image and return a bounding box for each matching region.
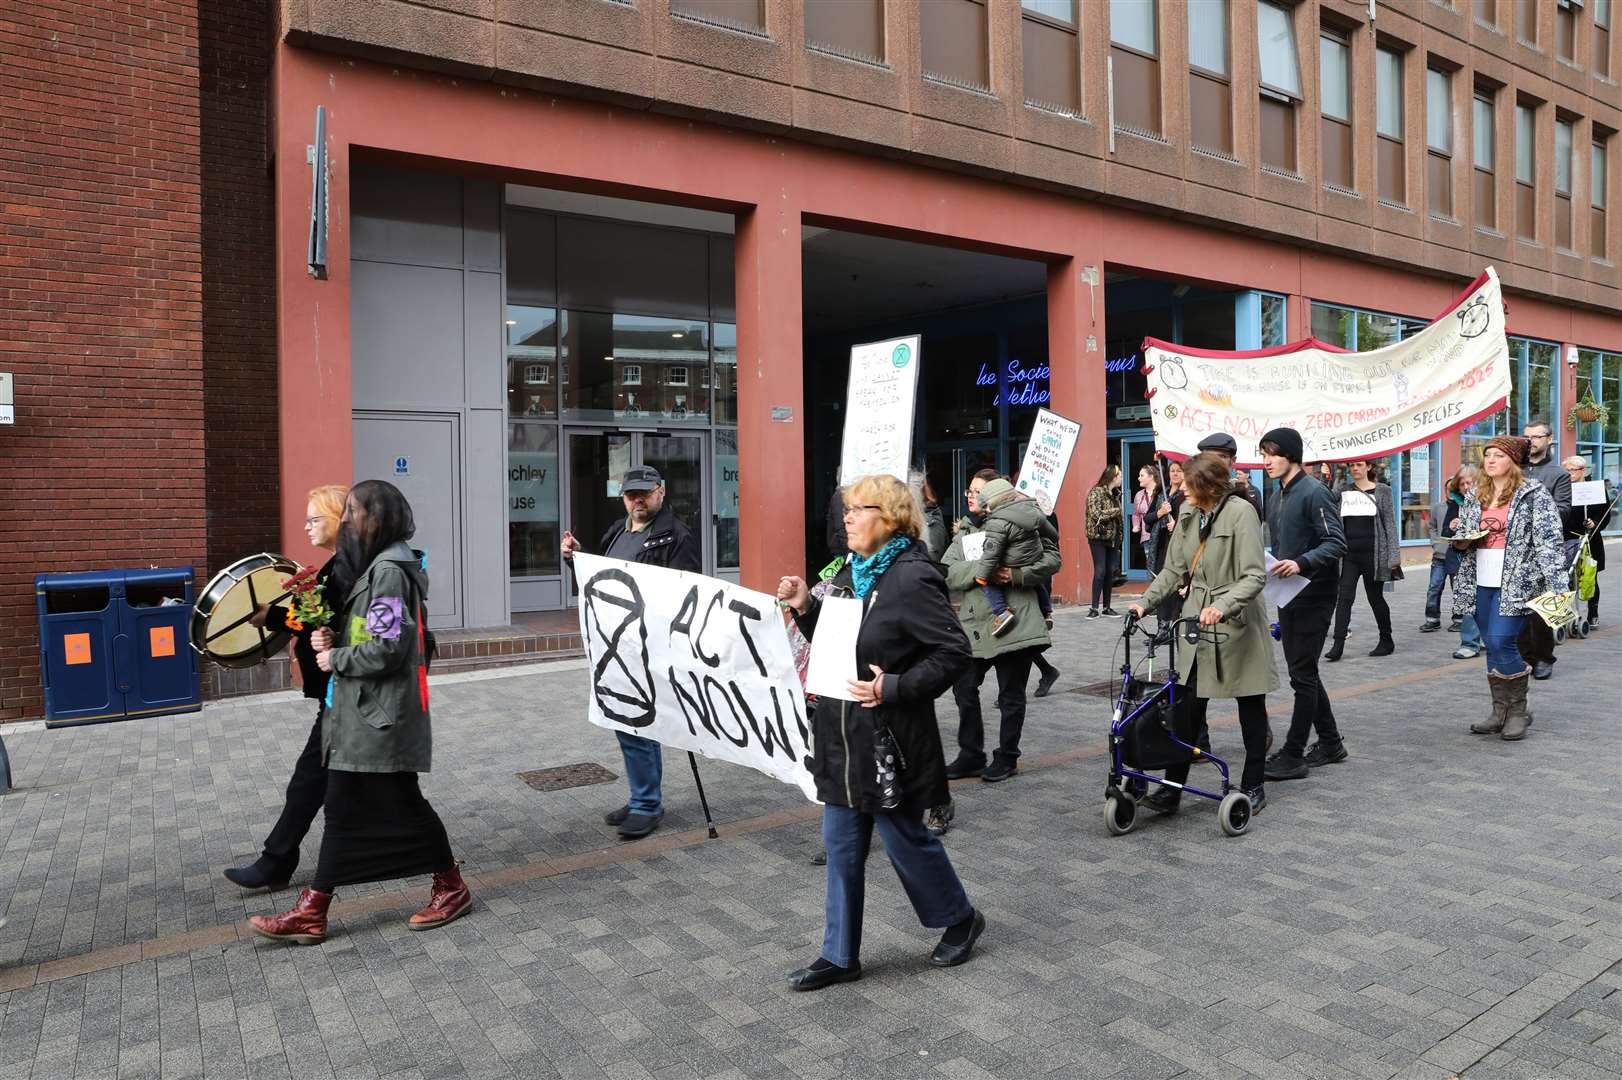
[1066,679,1121,699]
[517,762,618,791]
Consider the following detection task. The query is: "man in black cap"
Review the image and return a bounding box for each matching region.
[1196,432,1264,517]
[1257,427,1349,782]
[562,465,700,837]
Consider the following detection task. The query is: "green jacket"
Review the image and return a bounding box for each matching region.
[944,516,1061,658]
[1139,498,1278,699]
[323,541,433,773]
[972,497,1058,580]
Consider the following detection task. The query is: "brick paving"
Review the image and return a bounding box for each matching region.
[0,581,1618,1079]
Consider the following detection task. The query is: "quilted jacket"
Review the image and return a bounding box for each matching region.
[1451,480,1567,619]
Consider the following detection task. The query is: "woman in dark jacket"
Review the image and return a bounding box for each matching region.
[777,473,981,991]
[225,484,350,891]
[249,480,470,945]
[1325,459,1401,661]
[1562,456,1611,625]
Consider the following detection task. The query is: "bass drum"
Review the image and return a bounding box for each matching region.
[191,553,303,669]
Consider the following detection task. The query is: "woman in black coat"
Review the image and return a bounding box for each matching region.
[777,473,981,991]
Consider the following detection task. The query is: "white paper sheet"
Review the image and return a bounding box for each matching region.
[805,596,863,701]
[1264,551,1311,609]
[960,532,988,563]
[1572,479,1608,506]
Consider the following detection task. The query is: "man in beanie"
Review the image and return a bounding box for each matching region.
[1257,427,1349,782]
[1196,432,1264,518]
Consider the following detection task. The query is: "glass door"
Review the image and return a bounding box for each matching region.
[1118,435,1160,578]
[924,443,1000,524]
[639,431,707,571]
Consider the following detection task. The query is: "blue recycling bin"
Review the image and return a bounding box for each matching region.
[35,568,201,728]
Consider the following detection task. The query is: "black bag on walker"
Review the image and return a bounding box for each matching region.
[1120,678,1198,771]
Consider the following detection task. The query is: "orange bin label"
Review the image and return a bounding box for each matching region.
[63,633,92,666]
[149,626,175,658]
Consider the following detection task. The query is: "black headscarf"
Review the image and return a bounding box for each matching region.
[335,479,416,587]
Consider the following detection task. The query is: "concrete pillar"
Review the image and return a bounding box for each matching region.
[733,203,805,592]
[1047,257,1106,605]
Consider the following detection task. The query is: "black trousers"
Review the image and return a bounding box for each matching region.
[261,706,328,868]
[1279,599,1341,756]
[313,770,455,892]
[1332,547,1392,642]
[952,647,1038,766]
[1163,663,1270,792]
[1088,539,1119,609]
[1517,613,1557,666]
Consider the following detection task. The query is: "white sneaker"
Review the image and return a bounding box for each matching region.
[1453,646,1481,659]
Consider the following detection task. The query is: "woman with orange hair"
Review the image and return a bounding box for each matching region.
[223,484,349,891]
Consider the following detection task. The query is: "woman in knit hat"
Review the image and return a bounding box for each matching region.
[1450,435,1566,741]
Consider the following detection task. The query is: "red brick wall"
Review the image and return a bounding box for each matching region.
[201,1,280,584]
[0,2,206,721]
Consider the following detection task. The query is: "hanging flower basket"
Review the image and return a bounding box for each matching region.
[1567,390,1609,429]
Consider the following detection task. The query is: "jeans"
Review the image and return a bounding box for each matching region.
[616,732,664,815]
[820,804,973,968]
[1424,551,1460,622]
[261,706,328,867]
[1279,600,1341,756]
[1163,664,1270,792]
[952,647,1038,765]
[980,582,1009,614]
[1332,547,1392,641]
[1458,612,1482,650]
[1476,586,1528,675]
[1088,538,1119,609]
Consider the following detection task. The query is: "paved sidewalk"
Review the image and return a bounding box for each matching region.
[0,582,1618,1079]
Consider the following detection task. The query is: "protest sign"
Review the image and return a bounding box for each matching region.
[840,335,921,483]
[1015,409,1082,515]
[1143,269,1512,466]
[804,596,862,702]
[573,554,817,801]
[1572,480,1608,506]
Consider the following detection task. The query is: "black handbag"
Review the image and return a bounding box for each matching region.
[872,720,907,811]
[1120,679,1199,771]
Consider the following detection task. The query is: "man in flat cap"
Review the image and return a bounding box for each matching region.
[1196,432,1264,517]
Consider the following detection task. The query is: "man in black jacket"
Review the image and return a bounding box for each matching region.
[1258,427,1349,782]
[1518,419,1571,679]
[562,465,701,838]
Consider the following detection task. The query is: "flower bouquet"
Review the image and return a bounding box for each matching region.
[279,565,334,631]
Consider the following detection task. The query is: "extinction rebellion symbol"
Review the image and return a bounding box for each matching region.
[891,343,912,368]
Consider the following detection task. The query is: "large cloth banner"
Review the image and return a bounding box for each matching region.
[573,554,818,801]
[840,334,921,483]
[1143,268,1512,466]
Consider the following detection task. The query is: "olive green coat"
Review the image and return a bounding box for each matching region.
[1138,499,1279,699]
[943,517,1061,659]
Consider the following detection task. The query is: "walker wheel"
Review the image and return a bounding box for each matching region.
[1218,792,1252,837]
[1105,794,1138,836]
[1570,618,1589,640]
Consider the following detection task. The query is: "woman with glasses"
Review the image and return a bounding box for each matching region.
[777,474,981,990]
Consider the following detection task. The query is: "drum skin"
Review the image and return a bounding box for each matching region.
[191,553,302,669]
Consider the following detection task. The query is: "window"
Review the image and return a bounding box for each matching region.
[563,313,709,424]
[666,366,689,387]
[1189,0,1232,152]
[1557,0,1579,62]
[806,0,884,63]
[1599,0,1613,77]
[1516,101,1537,240]
[1320,29,1353,187]
[1519,0,1539,44]
[1023,0,1080,115]
[1427,67,1453,216]
[1257,1,1301,172]
[671,0,765,34]
[621,364,642,386]
[1474,90,1497,229]
[1575,349,1622,507]
[1377,47,1405,204]
[1595,138,1610,258]
[1556,118,1575,249]
[922,0,989,90]
[1111,0,1160,134]
[1462,337,1561,465]
[1476,0,1497,27]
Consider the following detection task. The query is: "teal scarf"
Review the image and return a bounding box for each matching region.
[850,537,910,599]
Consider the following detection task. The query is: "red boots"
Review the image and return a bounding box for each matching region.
[247,887,331,945]
[409,867,473,931]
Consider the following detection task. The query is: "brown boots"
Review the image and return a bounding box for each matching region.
[408,866,473,931]
[1475,670,1532,740]
[247,887,331,945]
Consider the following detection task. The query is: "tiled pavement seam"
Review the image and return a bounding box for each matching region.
[0,626,1614,1004]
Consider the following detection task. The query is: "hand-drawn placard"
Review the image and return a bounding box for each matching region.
[1143,268,1512,466]
[1014,409,1082,516]
[573,554,818,801]
[839,335,921,483]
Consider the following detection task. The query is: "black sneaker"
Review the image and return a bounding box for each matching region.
[1086,608,1100,619]
[981,758,1018,783]
[617,810,664,839]
[1141,789,1181,815]
[1034,667,1060,697]
[603,805,631,827]
[1448,619,1462,632]
[1419,620,1441,633]
[1243,786,1267,814]
[1101,608,1124,618]
[1303,741,1348,768]
[944,755,985,780]
[925,803,954,836]
[1264,751,1309,781]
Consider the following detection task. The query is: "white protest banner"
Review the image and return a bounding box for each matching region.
[1015,408,1082,516]
[840,335,921,483]
[1143,269,1512,466]
[1572,480,1608,506]
[573,554,817,801]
